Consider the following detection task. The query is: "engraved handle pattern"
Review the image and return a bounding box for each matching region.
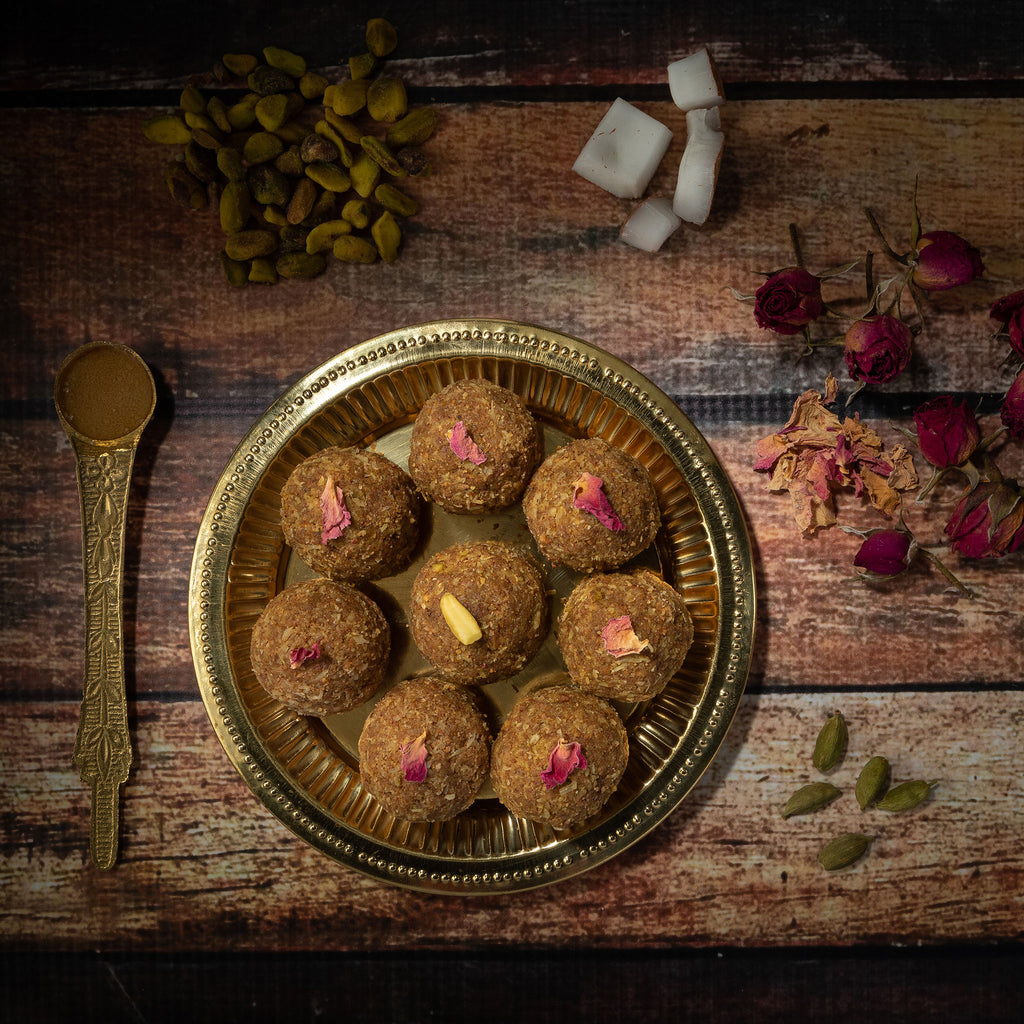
[70,442,138,870]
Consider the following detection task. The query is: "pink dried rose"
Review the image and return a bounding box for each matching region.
[754,374,918,533]
[572,472,624,531]
[843,314,913,385]
[601,615,653,657]
[319,473,351,543]
[541,738,587,790]
[447,420,487,465]
[288,642,321,669]
[400,730,428,783]
[990,288,1024,359]
[912,230,984,292]
[1000,369,1024,438]
[753,267,824,335]
[913,395,981,468]
[853,529,917,580]
[945,480,1024,558]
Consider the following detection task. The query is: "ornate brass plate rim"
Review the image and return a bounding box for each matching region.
[188,319,756,893]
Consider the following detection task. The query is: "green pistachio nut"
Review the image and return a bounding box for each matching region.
[277,251,327,279]
[225,229,278,261]
[365,18,398,57]
[219,180,252,234]
[143,114,192,145]
[366,76,407,123]
[371,210,402,262]
[386,108,437,149]
[262,46,306,79]
[164,162,208,211]
[222,53,259,79]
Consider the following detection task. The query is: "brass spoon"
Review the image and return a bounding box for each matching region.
[54,341,156,870]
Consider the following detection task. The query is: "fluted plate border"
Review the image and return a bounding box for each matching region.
[188,319,755,893]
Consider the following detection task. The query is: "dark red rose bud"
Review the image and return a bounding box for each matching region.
[913,395,981,468]
[843,314,913,384]
[945,480,1024,558]
[754,267,824,335]
[1000,369,1024,438]
[853,529,916,579]
[912,230,984,292]
[990,288,1024,360]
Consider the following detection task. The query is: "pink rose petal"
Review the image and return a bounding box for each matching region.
[601,615,653,658]
[319,474,351,544]
[541,738,587,789]
[572,472,624,531]
[447,420,486,465]
[288,642,321,669]
[400,730,428,783]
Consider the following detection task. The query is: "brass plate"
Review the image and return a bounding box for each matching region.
[188,319,755,893]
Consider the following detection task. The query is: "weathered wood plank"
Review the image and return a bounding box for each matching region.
[1,693,1020,949]
[4,1,1024,91]
[9,410,1023,703]
[3,99,1022,414]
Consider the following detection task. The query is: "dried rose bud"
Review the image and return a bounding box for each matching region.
[843,314,913,384]
[990,288,1024,360]
[912,230,983,292]
[541,738,587,789]
[913,395,980,468]
[400,730,428,782]
[753,267,824,335]
[945,479,1024,558]
[1000,369,1024,438]
[853,529,917,580]
[572,472,624,531]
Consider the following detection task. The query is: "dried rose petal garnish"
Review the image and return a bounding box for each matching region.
[400,730,428,783]
[601,615,653,657]
[754,373,917,533]
[288,642,321,669]
[319,473,351,544]
[447,420,486,465]
[541,738,587,789]
[572,472,624,531]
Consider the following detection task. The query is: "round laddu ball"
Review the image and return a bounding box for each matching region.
[410,540,547,685]
[558,570,694,701]
[249,578,390,716]
[522,437,660,573]
[357,677,491,821]
[279,446,422,582]
[407,379,543,513]
[490,685,628,829]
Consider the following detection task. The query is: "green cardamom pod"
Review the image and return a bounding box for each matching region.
[812,712,847,773]
[781,781,842,819]
[817,833,873,871]
[875,779,936,813]
[854,755,890,809]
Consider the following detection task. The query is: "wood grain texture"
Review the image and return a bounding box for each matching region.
[3,99,1023,410]
[4,1,1024,90]
[1,694,1020,950]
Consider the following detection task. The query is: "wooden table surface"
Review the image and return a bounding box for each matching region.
[3,1,1022,1019]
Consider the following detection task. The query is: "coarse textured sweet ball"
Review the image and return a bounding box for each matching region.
[410,540,547,685]
[357,676,491,821]
[407,379,543,514]
[490,685,628,829]
[558,570,694,702]
[249,578,390,716]
[279,446,422,582]
[522,437,660,573]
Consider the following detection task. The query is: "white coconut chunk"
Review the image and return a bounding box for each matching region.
[672,114,724,226]
[619,198,682,252]
[668,46,725,112]
[572,97,674,199]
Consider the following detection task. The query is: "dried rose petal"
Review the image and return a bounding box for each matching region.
[288,642,321,669]
[400,730,428,782]
[601,615,653,657]
[541,738,587,789]
[572,472,624,531]
[319,473,351,544]
[447,420,486,465]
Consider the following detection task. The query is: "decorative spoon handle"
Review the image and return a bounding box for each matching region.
[69,439,139,870]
